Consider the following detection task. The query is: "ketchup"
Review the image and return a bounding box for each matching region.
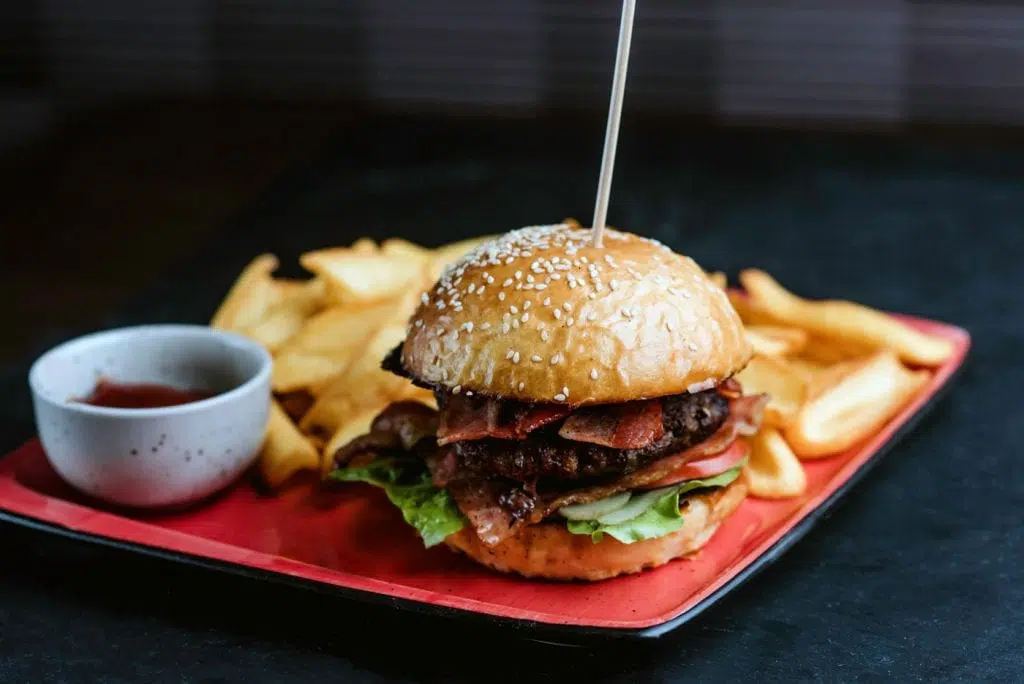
[78,378,215,409]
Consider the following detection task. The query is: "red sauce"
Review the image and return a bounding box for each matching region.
[78,378,215,409]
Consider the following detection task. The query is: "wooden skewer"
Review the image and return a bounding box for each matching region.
[591,0,637,248]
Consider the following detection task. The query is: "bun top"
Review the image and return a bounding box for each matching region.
[397,223,751,405]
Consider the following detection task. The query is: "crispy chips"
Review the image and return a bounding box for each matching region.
[210,235,489,488]
[717,269,949,498]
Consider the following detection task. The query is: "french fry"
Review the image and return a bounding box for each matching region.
[707,271,728,289]
[300,249,423,305]
[735,355,808,428]
[258,399,321,488]
[785,350,930,458]
[210,254,279,332]
[351,237,378,254]
[299,324,410,439]
[799,334,873,365]
[272,352,351,395]
[241,278,325,352]
[727,290,778,327]
[739,269,954,367]
[381,237,431,261]
[744,427,807,499]
[745,325,809,358]
[426,235,495,281]
[393,383,439,409]
[270,300,407,393]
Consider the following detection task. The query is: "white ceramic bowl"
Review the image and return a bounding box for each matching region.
[28,324,272,508]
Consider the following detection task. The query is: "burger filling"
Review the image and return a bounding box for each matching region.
[329,379,767,549]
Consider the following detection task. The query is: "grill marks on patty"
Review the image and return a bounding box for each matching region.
[444,390,730,483]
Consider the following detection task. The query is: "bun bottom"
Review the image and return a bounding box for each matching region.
[444,476,748,581]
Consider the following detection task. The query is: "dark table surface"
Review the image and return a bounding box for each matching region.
[1,116,1021,682]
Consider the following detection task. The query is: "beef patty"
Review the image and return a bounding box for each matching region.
[446,389,729,484]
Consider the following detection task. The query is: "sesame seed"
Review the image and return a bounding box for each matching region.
[453,385,462,394]
[554,393,567,402]
[543,297,551,306]
[526,274,535,283]
[477,286,486,295]
[499,292,506,301]
[621,308,633,319]
[536,283,547,290]
[590,369,599,380]
[562,386,569,396]
[531,354,542,362]
[452,330,459,340]
[513,351,521,364]
[522,312,530,322]
[436,300,446,309]
[465,390,473,397]
[503,277,514,287]
[688,342,698,351]
[505,257,514,264]
[480,322,491,330]
[515,283,524,290]
[512,319,520,329]
[562,302,573,312]
[502,322,511,333]
[551,273,561,280]
[515,271,522,280]
[587,311,597,321]
[506,349,515,360]
[523,301,531,310]
[518,381,526,391]
[567,317,575,326]
[553,309,562,320]
[510,305,518,314]
[550,353,561,365]
[468,283,476,294]
[436,327,445,336]
[414,319,424,328]
[421,293,430,304]
[541,330,550,341]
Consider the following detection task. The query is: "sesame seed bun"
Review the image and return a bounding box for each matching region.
[398,224,752,404]
[444,475,748,581]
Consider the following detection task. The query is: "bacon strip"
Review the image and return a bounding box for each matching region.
[531,393,767,524]
[332,401,438,468]
[435,394,768,546]
[717,377,744,399]
[557,399,664,449]
[436,395,570,445]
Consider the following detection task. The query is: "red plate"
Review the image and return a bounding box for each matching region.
[0,315,970,639]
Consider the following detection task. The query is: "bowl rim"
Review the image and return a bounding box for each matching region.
[28,323,272,418]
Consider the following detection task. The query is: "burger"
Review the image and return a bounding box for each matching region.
[329,224,767,581]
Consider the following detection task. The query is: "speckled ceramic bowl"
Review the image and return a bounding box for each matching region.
[28,324,272,508]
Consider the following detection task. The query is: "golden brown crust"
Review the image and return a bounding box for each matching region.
[444,477,748,581]
[399,224,751,405]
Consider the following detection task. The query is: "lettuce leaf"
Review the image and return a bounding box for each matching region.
[328,458,466,548]
[565,464,744,544]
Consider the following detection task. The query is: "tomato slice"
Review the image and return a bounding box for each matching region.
[639,441,749,489]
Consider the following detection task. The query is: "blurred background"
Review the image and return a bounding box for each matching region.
[2,0,1022,363]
